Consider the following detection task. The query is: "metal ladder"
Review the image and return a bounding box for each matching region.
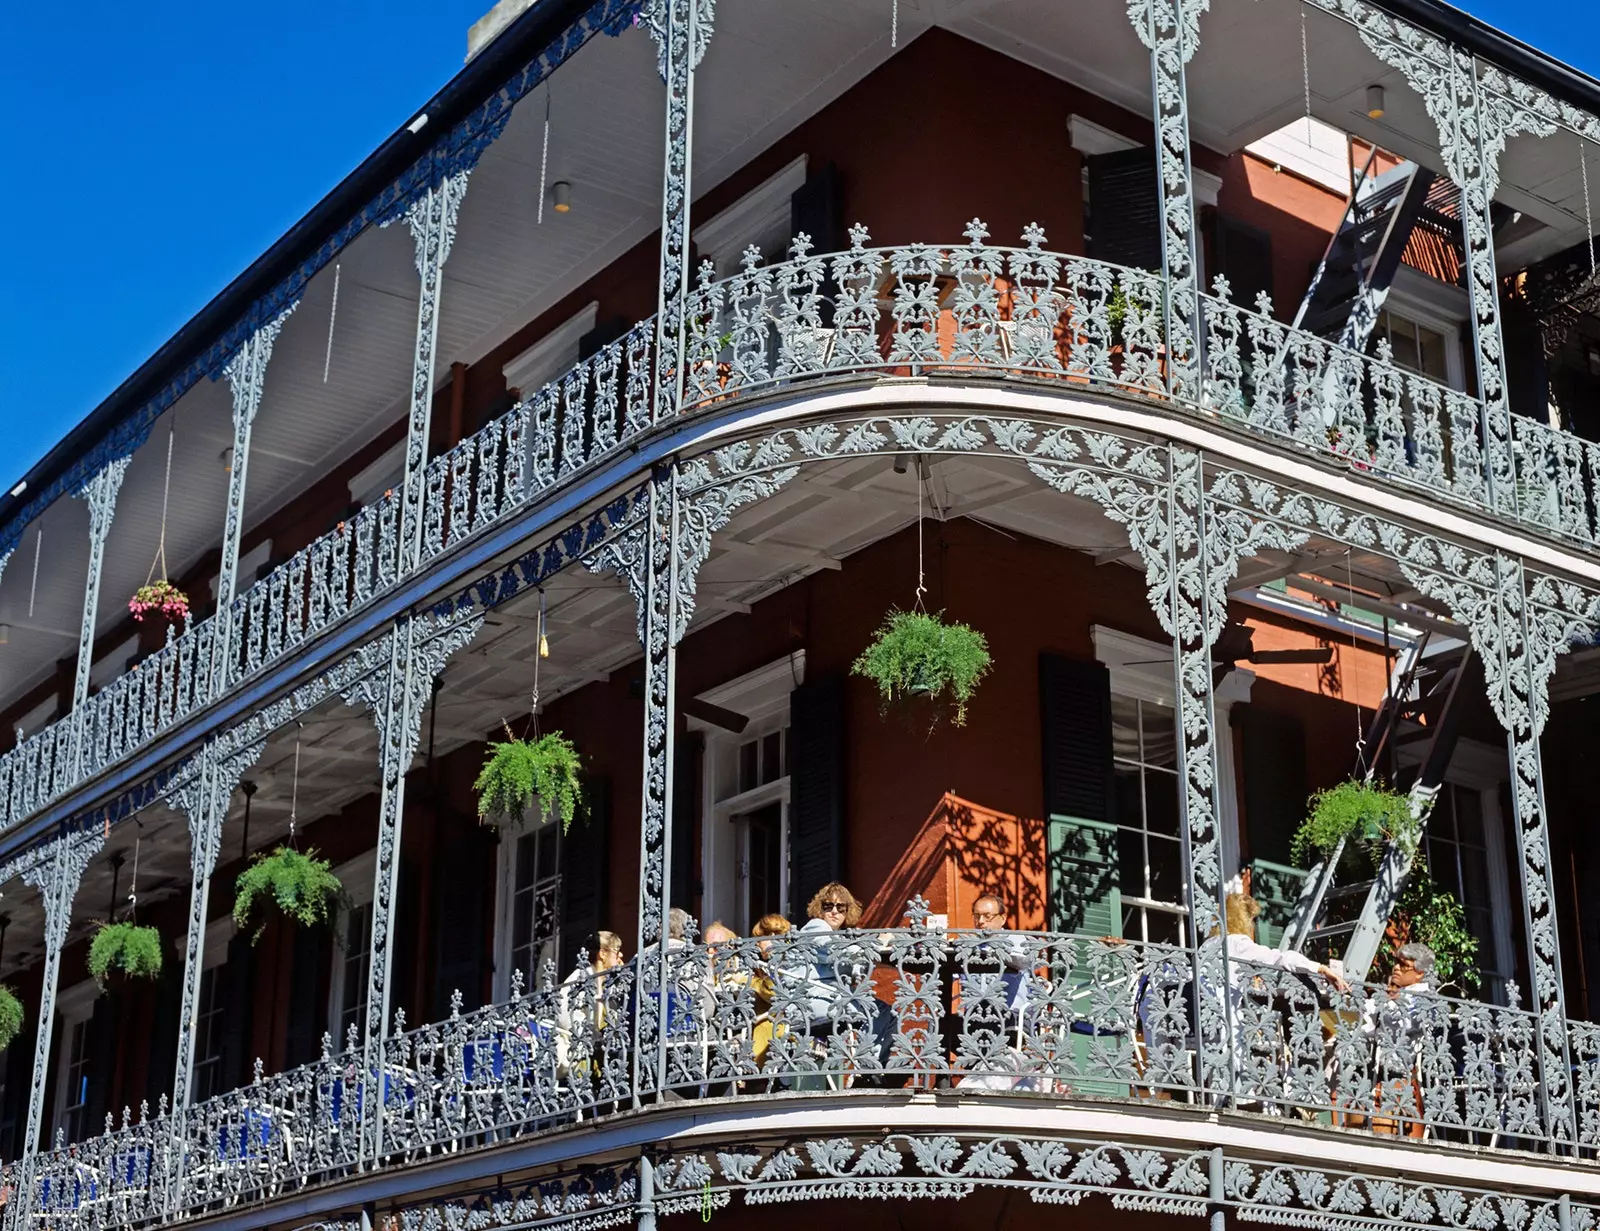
[1279,633,1473,982]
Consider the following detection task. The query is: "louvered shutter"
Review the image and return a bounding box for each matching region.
[0,1007,36,1155]
[391,855,422,1024]
[1212,214,1275,309]
[218,932,255,1092]
[283,920,330,1068]
[788,674,844,915]
[560,776,611,975]
[1047,815,1124,938]
[1039,655,1115,824]
[670,736,701,913]
[82,994,115,1137]
[1238,704,1306,868]
[792,163,845,325]
[142,947,183,1109]
[433,822,492,1017]
[1086,148,1163,272]
[579,316,629,362]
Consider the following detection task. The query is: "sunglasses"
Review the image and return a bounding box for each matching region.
[820,901,849,912]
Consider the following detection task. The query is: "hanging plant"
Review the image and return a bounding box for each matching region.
[234,847,343,943]
[852,609,992,727]
[475,732,585,831]
[1381,864,1481,992]
[1290,779,1423,866]
[87,922,163,989]
[129,579,189,624]
[0,987,23,1052]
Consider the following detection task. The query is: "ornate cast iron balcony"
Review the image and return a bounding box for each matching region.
[4,224,1597,840]
[12,922,1597,1231]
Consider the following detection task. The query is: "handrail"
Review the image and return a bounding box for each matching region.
[4,224,1599,839]
[10,927,1592,1231]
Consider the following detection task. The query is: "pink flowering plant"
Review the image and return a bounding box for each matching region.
[129,579,189,624]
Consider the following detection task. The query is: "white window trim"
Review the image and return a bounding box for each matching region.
[1069,115,1221,208]
[691,155,808,278]
[502,301,599,399]
[209,539,274,602]
[1093,625,1254,887]
[492,813,562,1003]
[695,652,805,931]
[52,979,98,1138]
[347,442,406,509]
[326,849,376,1040]
[1384,269,1469,393]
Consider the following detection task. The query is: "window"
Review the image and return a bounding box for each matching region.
[1375,308,1451,384]
[1110,696,1187,944]
[495,819,563,1000]
[501,302,600,400]
[697,655,804,934]
[58,1017,91,1143]
[1422,781,1514,1000]
[327,850,375,1047]
[690,155,809,279]
[191,966,226,1102]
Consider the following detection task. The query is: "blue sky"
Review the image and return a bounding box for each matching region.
[1,0,1597,491]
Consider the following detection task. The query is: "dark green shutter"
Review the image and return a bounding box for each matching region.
[1211,214,1275,309]
[1039,655,1115,824]
[142,948,183,1110]
[433,822,493,1017]
[218,932,255,1092]
[670,735,701,913]
[1047,815,1123,938]
[0,1004,36,1156]
[283,921,330,1067]
[1086,148,1162,272]
[82,994,114,1139]
[560,776,611,975]
[789,674,844,916]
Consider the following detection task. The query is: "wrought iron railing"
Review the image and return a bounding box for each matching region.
[12,927,1597,1230]
[4,226,1600,838]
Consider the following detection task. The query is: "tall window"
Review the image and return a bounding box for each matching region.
[1110,695,1186,944]
[191,966,226,1102]
[504,823,562,994]
[711,722,790,933]
[1375,307,1453,385]
[1422,782,1512,999]
[336,901,372,1047]
[58,1018,91,1143]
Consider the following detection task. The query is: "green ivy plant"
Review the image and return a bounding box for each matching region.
[1382,864,1481,992]
[475,732,585,831]
[852,609,992,728]
[0,987,23,1052]
[234,847,343,943]
[1290,778,1420,865]
[87,922,163,989]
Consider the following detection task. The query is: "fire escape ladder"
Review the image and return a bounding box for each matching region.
[1293,149,1437,356]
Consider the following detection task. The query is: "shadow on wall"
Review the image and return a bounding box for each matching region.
[861,791,1053,931]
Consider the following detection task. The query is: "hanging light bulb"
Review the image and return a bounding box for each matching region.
[538,588,550,658]
[1366,84,1387,120]
[220,446,235,473]
[0,624,9,646]
[550,181,572,214]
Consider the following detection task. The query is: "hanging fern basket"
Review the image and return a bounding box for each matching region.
[0,987,23,1052]
[852,609,992,728]
[1290,779,1421,866]
[87,922,163,989]
[234,847,343,944]
[475,732,585,831]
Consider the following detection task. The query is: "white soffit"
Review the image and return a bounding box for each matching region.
[502,301,599,396]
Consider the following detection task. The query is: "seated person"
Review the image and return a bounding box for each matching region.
[792,882,895,1077]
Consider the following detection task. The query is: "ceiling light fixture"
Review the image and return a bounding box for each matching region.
[220,446,235,473]
[1366,84,1386,120]
[550,181,572,214]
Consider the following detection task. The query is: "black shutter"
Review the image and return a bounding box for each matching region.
[579,316,629,362]
[0,1005,36,1156]
[82,993,114,1139]
[432,823,492,1017]
[143,946,183,1110]
[1039,655,1115,824]
[792,163,845,326]
[1238,705,1307,867]
[392,855,421,1025]
[1086,148,1163,272]
[560,776,611,975]
[1503,295,1550,421]
[218,932,255,1092]
[1212,214,1275,310]
[670,735,701,913]
[789,674,845,914]
[283,922,330,1068]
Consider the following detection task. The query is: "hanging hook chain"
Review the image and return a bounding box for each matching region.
[538,87,552,226]
[1345,548,1368,776]
[323,263,342,384]
[128,822,142,920]
[146,421,175,586]
[1582,137,1596,283]
[289,724,303,844]
[1301,10,1312,139]
[914,458,928,613]
[530,587,545,738]
[27,528,41,620]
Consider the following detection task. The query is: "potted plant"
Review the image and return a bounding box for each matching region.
[234,847,343,943]
[87,921,163,989]
[475,731,585,831]
[0,988,23,1052]
[852,609,992,728]
[1290,778,1420,866]
[129,579,189,625]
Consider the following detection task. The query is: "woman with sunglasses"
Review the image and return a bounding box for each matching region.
[793,882,895,1084]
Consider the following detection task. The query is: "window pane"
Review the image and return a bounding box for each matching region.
[1111,697,1142,763]
[1143,768,1180,837]
[762,732,781,785]
[1140,702,1178,768]
[1148,834,1184,904]
[1114,768,1142,830]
